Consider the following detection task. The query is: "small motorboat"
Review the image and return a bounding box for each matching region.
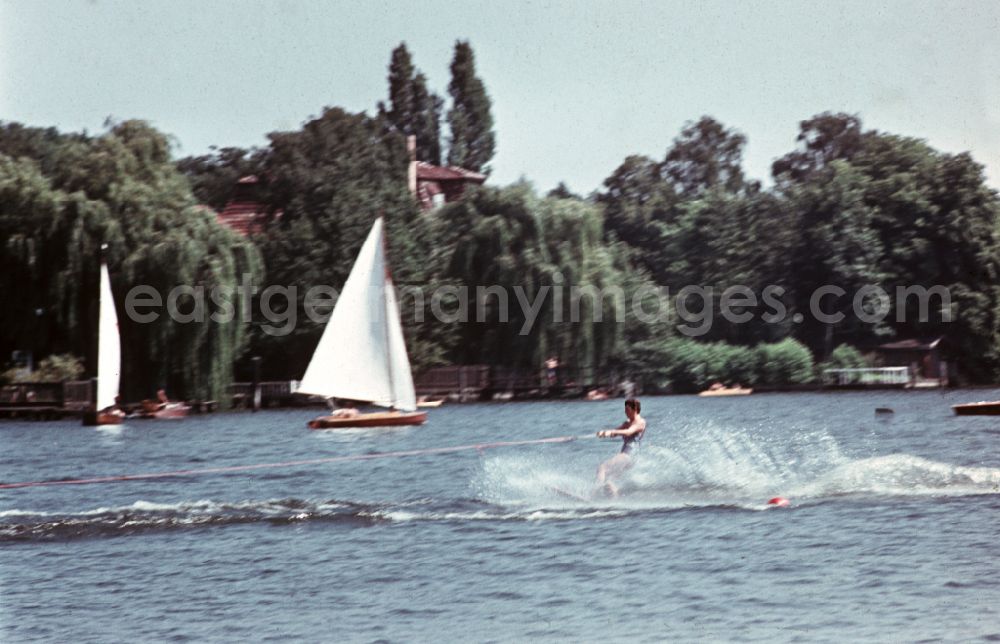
[952,401,1000,416]
[137,390,190,419]
[417,396,445,408]
[698,385,753,397]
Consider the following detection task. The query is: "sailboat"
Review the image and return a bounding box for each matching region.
[82,245,124,426]
[301,218,427,429]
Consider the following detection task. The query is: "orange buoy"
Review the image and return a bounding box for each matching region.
[766,496,790,507]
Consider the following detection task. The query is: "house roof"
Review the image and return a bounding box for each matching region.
[213,174,282,236]
[877,337,943,351]
[415,161,486,183]
[216,200,280,237]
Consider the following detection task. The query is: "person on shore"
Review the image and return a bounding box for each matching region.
[545,356,559,386]
[595,397,646,496]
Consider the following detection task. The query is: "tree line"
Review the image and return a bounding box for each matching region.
[2,40,999,401]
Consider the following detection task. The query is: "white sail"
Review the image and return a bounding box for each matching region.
[385,276,417,411]
[96,260,121,410]
[298,218,417,411]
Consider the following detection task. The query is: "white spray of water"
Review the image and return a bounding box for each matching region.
[476,420,1000,512]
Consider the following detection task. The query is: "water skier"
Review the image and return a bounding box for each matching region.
[596,397,646,496]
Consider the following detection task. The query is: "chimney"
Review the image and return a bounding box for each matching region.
[406,135,417,196]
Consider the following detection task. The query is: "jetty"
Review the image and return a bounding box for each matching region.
[821,366,946,389]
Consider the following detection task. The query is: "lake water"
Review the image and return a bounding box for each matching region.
[2,390,999,642]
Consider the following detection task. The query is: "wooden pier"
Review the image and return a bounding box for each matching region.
[0,382,91,419]
[0,366,632,422]
[415,365,628,401]
[820,366,945,389]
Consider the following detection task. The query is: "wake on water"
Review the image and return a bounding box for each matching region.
[3,423,998,541]
[475,421,1000,512]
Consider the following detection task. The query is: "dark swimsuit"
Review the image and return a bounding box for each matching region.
[621,427,644,455]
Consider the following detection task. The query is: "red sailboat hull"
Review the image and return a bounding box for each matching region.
[308,411,427,429]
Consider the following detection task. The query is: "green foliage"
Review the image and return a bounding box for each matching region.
[249,107,439,378]
[820,344,869,372]
[7,42,1000,394]
[756,338,815,386]
[447,41,496,173]
[0,120,262,403]
[547,182,579,200]
[658,340,757,393]
[2,353,85,383]
[379,43,443,165]
[598,117,754,282]
[779,159,884,357]
[662,116,748,196]
[772,112,864,183]
[431,183,637,374]
[853,138,1000,378]
[600,109,1000,380]
[630,337,813,392]
[773,116,1000,376]
[175,146,267,210]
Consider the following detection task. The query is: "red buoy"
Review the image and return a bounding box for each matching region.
[766,496,790,507]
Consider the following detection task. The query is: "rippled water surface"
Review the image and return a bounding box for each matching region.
[2,390,1000,642]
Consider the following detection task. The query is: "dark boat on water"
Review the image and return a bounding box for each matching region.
[952,401,1000,416]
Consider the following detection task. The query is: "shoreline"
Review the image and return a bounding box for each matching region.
[3,384,999,422]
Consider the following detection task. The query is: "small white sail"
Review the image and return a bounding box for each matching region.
[385,276,417,412]
[96,260,121,411]
[298,218,417,411]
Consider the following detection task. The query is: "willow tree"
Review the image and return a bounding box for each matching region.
[431,183,639,377]
[0,120,262,403]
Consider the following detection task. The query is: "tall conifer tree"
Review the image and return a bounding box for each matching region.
[446,41,495,173]
[380,43,442,165]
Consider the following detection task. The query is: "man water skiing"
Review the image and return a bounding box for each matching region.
[596,398,646,496]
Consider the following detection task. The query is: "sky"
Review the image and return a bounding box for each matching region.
[2,0,999,194]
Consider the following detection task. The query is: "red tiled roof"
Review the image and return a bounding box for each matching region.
[415,161,486,183]
[216,200,274,236]
[877,337,943,351]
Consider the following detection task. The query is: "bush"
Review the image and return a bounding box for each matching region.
[2,354,85,383]
[637,339,757,393]
[634,337,815,391]
[823,344,869,370]
[756,339,814,386]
